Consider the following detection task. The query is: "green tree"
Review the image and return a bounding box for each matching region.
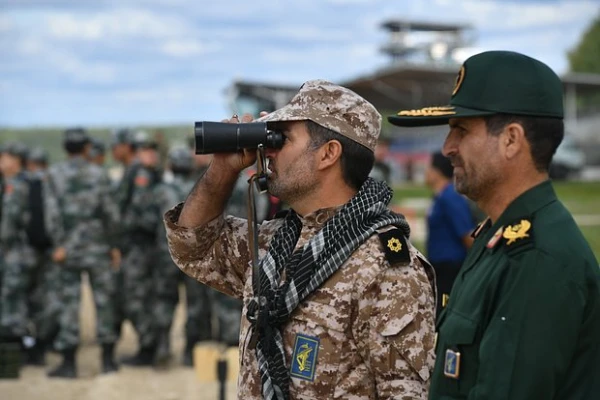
[568,14,600,73]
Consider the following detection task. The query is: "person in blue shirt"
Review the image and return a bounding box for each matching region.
[425,152,474,316]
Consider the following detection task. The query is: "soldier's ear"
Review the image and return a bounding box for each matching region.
[501,122,525,160]
[315,140,342,171]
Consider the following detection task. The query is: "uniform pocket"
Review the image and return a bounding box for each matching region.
[437,311,479,397]
[286,301,349,400]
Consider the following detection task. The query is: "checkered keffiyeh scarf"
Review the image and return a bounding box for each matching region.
[246,178,411,400]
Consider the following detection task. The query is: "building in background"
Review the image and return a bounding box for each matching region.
[227,19,600,183]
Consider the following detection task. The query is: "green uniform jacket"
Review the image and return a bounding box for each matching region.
[430,180,600,400]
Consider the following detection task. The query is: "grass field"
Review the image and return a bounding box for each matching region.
[392,181,600,259]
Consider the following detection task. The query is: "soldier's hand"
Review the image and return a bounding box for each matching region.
[52,247,67,263]
[110,248,121,270]
[211,113,258,174]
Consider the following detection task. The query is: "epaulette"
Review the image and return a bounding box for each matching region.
[500,216,535,255]
[377,228,411,264]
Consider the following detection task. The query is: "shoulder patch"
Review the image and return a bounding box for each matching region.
[378,228,411,264]
[502,217,534,254]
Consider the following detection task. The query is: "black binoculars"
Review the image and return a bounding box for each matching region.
[194,121,285,154]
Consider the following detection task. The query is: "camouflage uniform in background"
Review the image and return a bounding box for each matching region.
[47,155,120,356]
[120,162,161,359]
[23,167,62,364]
[112,158,141,337]
[0,171,36,339]
[152,168,205,365]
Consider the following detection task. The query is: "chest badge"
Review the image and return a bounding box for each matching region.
[503,219,531,245]
[444,348,461,379]
[290,333,320,381]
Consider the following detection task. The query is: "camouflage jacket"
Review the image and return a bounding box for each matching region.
[165,204,436,400]
[0,174,30,248]
[154,174,195,260]
[47,156,119,266]
[121,164,161,243]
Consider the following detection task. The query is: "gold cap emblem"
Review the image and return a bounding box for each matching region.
[452,66,465,96]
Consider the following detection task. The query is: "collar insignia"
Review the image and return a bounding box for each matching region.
[487,227,504,249]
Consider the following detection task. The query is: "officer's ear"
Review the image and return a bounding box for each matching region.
[501,122,526,161]
[315,140,342,171]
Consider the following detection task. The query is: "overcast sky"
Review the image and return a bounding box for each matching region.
[0,0,598,127]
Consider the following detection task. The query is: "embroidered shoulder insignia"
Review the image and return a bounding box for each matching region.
[378,229,410,264]
[503,219,531,245]
[502,217,534,254]
[290,333,319,381]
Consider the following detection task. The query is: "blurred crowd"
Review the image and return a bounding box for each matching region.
[0,128,282,378]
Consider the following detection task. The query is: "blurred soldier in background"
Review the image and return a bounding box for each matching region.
[26,146,49,173]
[46,128,121,378]
[152,145,209,367]
[88,138,106,166]
[0,142,37,354]
[110,128,137,340]
[21,145,58,365]
[119,131,162,366]
[369,137,393,185]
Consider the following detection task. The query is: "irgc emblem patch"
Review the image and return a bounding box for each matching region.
[290,333,319,381]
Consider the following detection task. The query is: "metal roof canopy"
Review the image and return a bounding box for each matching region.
[381,20,471,33]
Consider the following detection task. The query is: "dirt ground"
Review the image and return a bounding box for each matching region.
[0,275,238,400]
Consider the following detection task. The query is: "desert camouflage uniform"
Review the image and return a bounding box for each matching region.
[47,156,120,350]
[120,164,160,348]
[0,173,36,337]
[165,204,436,399]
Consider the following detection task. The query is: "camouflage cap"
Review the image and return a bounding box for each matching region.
[168,145,194,171]
[257,79,381,152]
[132,130,158,150]
[2,141,29,159]
[27,146,49,164]
[89,138,106,158]
[111,128,134,146]
[64,127,90,144]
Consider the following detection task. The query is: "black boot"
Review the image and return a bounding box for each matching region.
[182,337,197,367]
[154,329,171,369]
[121,345,156,367]
[25,339,46,366]
[101,343,119,374]
[47,348,76,378]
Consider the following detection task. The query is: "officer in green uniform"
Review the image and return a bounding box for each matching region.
[389,50,600,400]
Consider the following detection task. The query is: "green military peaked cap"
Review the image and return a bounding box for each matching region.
[388,50,564,127]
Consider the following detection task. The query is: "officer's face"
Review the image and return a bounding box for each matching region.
[443,117,503,201]
[264,121,319,206]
